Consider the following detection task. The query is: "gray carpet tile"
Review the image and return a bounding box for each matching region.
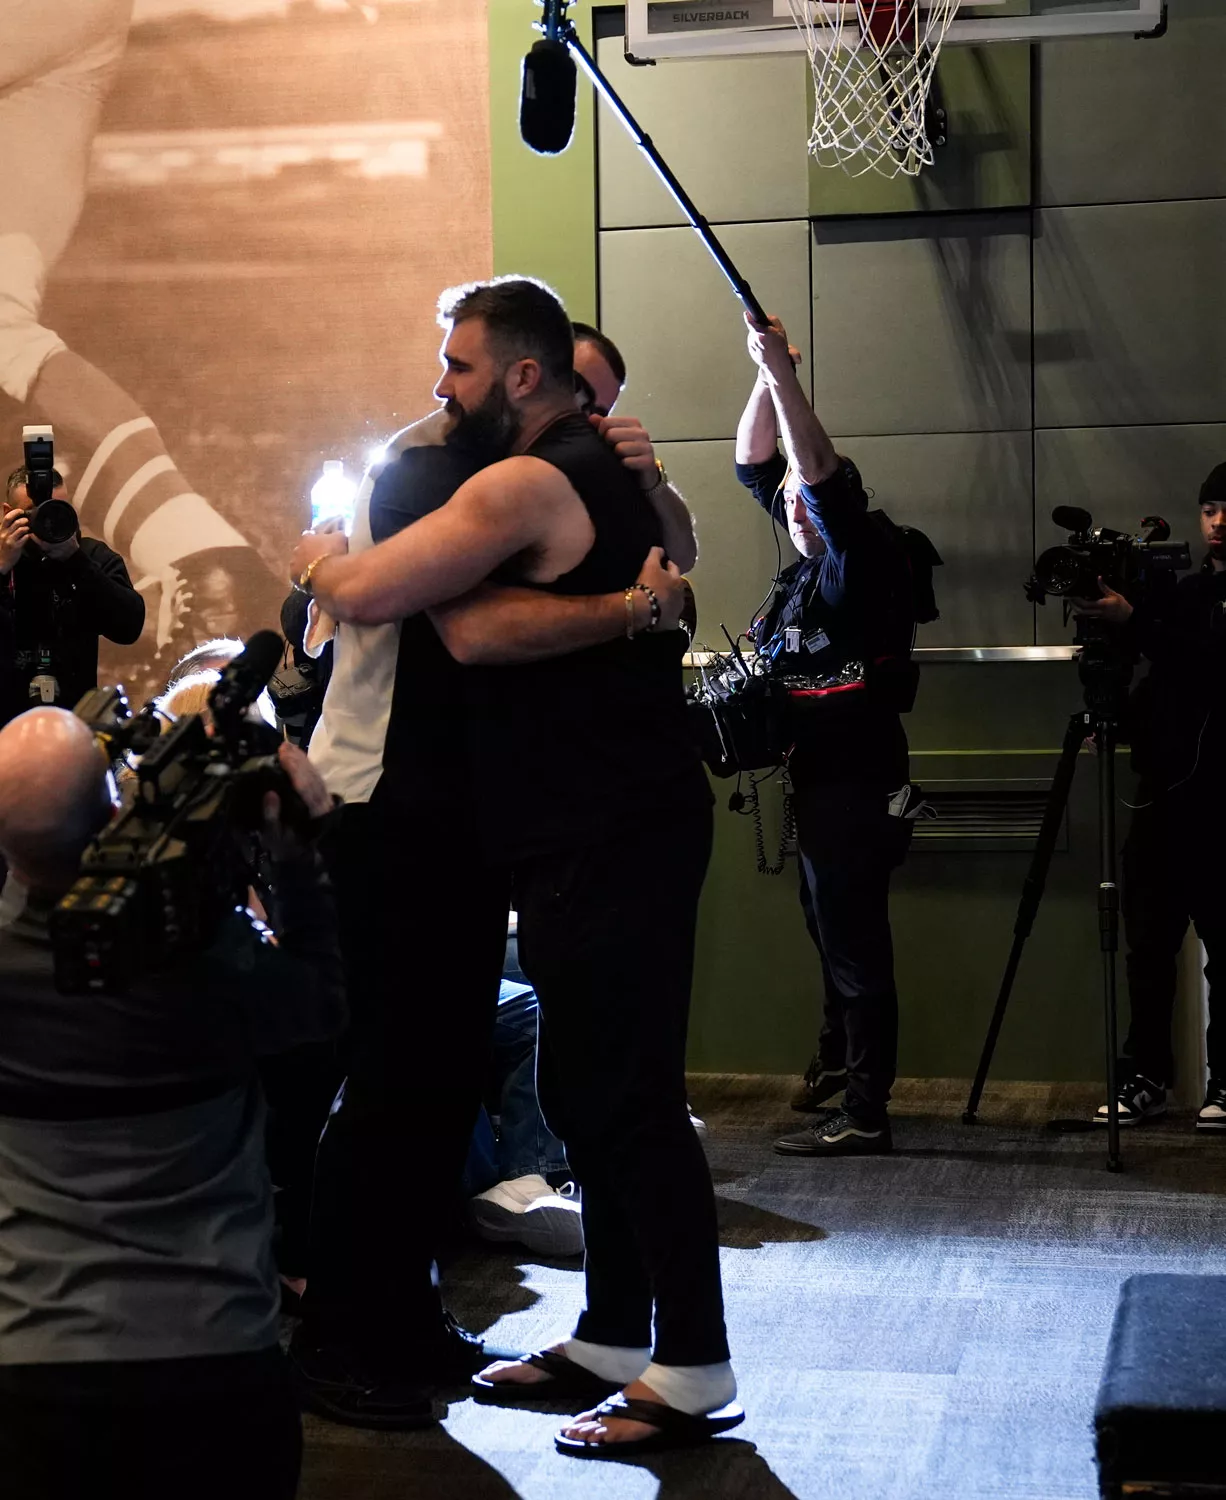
[299,1075,1226,1500]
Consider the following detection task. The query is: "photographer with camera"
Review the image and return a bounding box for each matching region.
[0,464,144,729]
[0,703,344,1499]
[1073,464,1226,1131]
[733,313,924,1158]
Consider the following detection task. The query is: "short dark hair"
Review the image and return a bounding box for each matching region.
[437,276,574,390]
[571,322,626,389]
[6,466,64,498]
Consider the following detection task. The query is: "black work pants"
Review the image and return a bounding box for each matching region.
[303,790,510,1368]
[0,1348,300,1500]
[794,779,911,1123]
[516,801,729,1367]
[1122,797,1226,1088]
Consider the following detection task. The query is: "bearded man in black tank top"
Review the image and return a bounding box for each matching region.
[291,277,741,1457]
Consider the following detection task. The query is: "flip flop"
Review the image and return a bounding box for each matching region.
[554,1394,746,1458]
[471,1349,621,1403]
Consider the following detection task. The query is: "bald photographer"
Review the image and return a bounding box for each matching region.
[0,705,345,1499]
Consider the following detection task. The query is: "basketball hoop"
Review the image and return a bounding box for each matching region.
[785,0,962,178]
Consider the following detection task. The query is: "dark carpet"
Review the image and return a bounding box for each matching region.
[298,1076,1226,1500]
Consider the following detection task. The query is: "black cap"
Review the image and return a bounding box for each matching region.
[1198,461,1226,509]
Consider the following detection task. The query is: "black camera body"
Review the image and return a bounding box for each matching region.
[1028,506,1190,606]
[50,633,307,995]
[20,425,78,546]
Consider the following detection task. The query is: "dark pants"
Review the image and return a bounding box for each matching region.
[794,779,911,1123]
[302,790,510,1367]
[0,1348,300,1500]
[260,1040,343,1279]
[1122,797,1225,1088]
[516,801,728,1367]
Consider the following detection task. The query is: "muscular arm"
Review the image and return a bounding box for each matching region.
[430,544,683,664]
[431,582,651,665]
[649,480,697,572]
[767,364,839,488]
[744,314,838,486]
[735,373,780,466]
[308,457,581,626]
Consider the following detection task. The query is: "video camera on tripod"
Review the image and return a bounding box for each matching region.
[1028,505,1190,613]
[965,506,1192,1168]
[50,631,310,996]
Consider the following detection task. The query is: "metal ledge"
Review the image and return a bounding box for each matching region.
[684,645,1078,668]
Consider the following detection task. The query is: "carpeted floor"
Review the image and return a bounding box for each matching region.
[298,1076,1226,1500]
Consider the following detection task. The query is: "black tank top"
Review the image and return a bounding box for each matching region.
[467,412,709,859]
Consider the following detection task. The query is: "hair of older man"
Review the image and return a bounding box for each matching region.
[167,637,245,691]
[0,708,114,889]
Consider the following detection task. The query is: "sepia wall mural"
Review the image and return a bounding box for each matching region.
[0,0,492,700]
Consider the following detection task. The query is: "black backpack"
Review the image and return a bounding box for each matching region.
[870,510,943,625]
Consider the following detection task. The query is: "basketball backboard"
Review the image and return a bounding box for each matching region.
[625,0,1167,63]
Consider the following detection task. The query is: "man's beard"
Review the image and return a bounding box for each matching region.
[444,383,521,463]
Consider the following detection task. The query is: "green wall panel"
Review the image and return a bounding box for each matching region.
[488,0,597,320]
[596,36,812,228]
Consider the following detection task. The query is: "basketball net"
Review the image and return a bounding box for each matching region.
[785,0,962,178]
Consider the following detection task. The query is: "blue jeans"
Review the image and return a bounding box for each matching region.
[463,949,569,1194]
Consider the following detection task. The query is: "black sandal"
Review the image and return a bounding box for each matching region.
[554,1394,745,1458]
[471,1349,621,1403]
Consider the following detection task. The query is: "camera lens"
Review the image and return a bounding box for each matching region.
[30,499,78,547]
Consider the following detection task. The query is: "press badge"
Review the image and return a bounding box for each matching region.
[784,627,801,654]
[803,628,831,654]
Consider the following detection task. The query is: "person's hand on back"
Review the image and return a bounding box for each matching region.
[635,545,688,631]
[592,414,662,490]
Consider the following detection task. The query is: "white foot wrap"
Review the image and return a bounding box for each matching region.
[639,1361,737,1416]
[562,1339,651,1386]
[0,233,66,403]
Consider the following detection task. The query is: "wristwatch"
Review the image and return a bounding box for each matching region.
[644,459,668,496]
[294,554,328,597]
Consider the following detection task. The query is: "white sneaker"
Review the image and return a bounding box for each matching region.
[688,1104,708,1138]
[470,1174,584,1258]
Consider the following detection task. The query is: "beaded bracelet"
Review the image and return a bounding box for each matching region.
[632,582,661,633]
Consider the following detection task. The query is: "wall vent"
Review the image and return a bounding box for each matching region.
[913,785,1062,854]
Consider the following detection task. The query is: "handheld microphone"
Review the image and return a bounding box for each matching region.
[1051,505,1093,534]
[520,38,577,155]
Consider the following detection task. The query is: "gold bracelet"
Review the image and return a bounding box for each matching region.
[624,586,637,640]
[294,554,329,598]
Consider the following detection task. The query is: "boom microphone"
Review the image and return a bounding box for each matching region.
[520,38,577,155]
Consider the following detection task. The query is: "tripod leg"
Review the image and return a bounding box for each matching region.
[964,713,1087,1125]
[1097,720,1123,1172]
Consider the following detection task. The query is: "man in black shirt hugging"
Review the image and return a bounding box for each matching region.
[734,314,919,1157]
